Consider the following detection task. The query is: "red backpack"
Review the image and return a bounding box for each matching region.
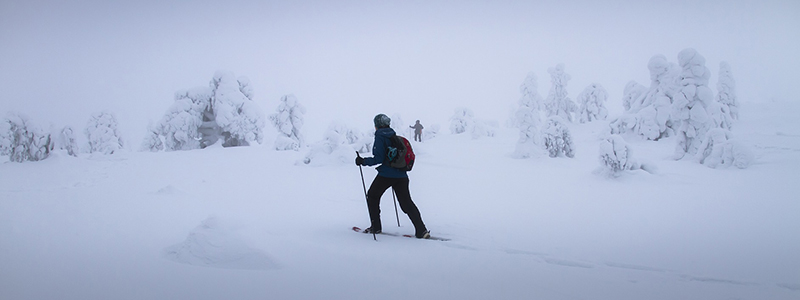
[386,135,415,171]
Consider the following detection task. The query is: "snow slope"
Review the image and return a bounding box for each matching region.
[1,102,798,300]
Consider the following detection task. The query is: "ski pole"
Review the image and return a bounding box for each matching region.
[356,151,376,241]
[391,188,400,227]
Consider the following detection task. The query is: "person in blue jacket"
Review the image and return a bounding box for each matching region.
[355,114,430,239]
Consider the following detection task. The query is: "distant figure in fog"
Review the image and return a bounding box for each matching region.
[409,120,424,142]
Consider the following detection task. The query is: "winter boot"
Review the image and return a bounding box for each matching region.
[362,227,382,234]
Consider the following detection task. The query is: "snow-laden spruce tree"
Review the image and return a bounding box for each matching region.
[85,111,124,155]
[610,55,680,140]
[596,135,654,177]
[672,48,715,160]
[621,81,648,113]
[159,87,208,151]
[1,113,51,162]
[269,94,306,151]
[422,124,440,141]
[715,61,738,126]
[140,122,164,152]
[696,128,752,169]
[471,120,498,139]
[517,72,544,120]
[544,64,577,122]
[541,116,574,158]
[210,71,266,147]
[301,121,370,166]
[390,113,410,137]
[157,71,264,151]
[0,120,9,157]
[513,72,544,158]
[450,108,475,134]
[56,126,79,157]
[577,83,609,123]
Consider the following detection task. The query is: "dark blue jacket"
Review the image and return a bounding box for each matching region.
[362,127,407,178]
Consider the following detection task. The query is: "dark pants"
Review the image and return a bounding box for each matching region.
[414,132,422,142]
[366,175,426,235]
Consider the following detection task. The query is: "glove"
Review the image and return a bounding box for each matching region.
[355,156,365,166]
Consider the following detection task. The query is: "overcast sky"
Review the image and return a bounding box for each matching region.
[1,0,798,143]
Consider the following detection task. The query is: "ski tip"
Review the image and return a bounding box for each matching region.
[352,226,362,232]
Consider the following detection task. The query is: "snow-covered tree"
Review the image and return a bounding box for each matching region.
[56,126,79,157]
[422,124,440,141]
[159,88,208,151]
[513,108,541,158]
[390,113,409,137]
[140,122,164,152]
[471,120,498,139]
[513,73,544,158]
[156,71,265,151]
[1,113,51,162]
[269,94,306,151]
[544,64,577,122]
[597,135,654,177]
[576,83,609,123]
[85,111,124,155]
[672,48,715,160]
[541,117,574,158]
[621,81,647,113]
[450,108,475,134]
[211,71,266,147]
[518,72,544,117]
[609,55,680,140]
[1,115,49,162]
[696,128,752,169]
[716,61,738,125]
[301,122,370,166]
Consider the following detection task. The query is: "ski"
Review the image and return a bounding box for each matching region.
[352,226,450,241]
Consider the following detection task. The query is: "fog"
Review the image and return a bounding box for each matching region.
[1,0,798,143]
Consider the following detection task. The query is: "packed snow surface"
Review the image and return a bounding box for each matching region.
[1,102,799,300]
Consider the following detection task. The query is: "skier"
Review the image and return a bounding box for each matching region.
[355,114,430,239]
[409,120,424,142]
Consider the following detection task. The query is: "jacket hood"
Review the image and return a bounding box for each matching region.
[375,127,396,138]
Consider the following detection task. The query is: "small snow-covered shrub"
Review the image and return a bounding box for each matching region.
[596,135,654,177]
[696,128,753,169]
[541,117,574,158]
[56,126,79,156]
[85,111,124,155]
[269,94,306,151]
[577,83,609,123]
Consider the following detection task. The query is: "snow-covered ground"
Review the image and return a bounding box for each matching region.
[1,101,798,300]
